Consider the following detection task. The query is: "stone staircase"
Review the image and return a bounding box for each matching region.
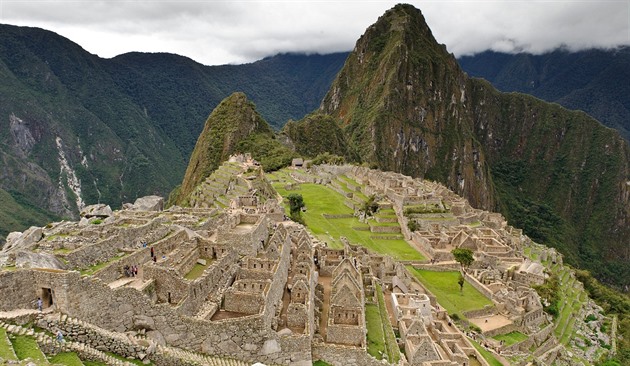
[155,344,250,366]
[0,310,258,366]
[0,320,138,366]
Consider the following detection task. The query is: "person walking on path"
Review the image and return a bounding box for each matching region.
[56,330,64,343]
[37,297,42,312]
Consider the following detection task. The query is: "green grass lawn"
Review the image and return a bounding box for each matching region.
[365,304,386,359]
[184,262,212,280]
[375,284,400,363]
[272,181,424,261]
[83,361,108,366]
[407,268,493,317]
[0,328,17,361]
[492,331,528,346]
[49,352,84,366]
[10,334,47,363]
[469,338,504,366]
[312,361,332,366]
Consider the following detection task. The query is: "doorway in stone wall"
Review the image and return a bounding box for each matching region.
[40,288,53,308]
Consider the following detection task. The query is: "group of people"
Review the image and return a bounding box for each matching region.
[123,264,139,277]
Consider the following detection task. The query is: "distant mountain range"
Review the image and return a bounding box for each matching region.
[0,23,345,242]
[459,47,630,141]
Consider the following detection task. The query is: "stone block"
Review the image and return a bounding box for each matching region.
[261,338,281,355]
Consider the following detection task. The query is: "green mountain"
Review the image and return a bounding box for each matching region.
[0,24,185,221]
[292,4,630,287]
[0,24,344,243]
[458,48,630,141]
[172,92,294,206]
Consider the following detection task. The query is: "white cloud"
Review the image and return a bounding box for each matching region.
[1,0,628,65]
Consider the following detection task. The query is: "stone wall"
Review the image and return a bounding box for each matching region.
[217,216,269,256]
[63,219,169,268]
[287,303,308,328]
[94,246,154,283]
[462,306,496,320]
[312,342,393,366]
[224,289,265,314]
[25,268,300,365]
[463,273,495,301]
[39,315,144,359]
[369,224,401,233]
[143,263,189,305]
[177,251,239,316]
[274,334,311,364]
[261,232,291,326]
[326,324,365,347]
[0,269,36,311]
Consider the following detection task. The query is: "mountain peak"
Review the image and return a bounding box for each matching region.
[317,3,630,288]
[173,92,272,205]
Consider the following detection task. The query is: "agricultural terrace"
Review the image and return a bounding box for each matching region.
[268,170,424,261]
[407,267,493,318]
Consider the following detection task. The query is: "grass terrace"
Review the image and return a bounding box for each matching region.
[0,328,17,361]
[365,285,400,362]
[184,261,212,280]
[271,179,424,261]
[10,334,47,363]
[365,304,386,358]
[407,267,493,317]
[492,331,528,346]
[469,338,503,366]
[49,352,85,366]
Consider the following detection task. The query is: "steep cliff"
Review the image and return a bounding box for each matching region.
[320,4,494,209]
[319,4,630,285]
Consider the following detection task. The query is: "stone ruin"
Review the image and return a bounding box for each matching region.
[0,160,604,366]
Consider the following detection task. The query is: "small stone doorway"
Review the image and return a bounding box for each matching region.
[40,288,53,309]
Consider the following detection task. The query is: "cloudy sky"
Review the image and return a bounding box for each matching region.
[1,0,629,65]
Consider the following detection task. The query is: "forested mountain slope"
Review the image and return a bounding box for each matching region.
[0,23,344,242]
[458,48,630,141]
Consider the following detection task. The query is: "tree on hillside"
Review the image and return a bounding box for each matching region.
[362,195,379,216]
[287,193,305,223]
[458,273,465,293]
[451,248,474,272]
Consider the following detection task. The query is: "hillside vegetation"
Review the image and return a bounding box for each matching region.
[0,23,344,242]
[459,48,630,142]
[307,4,630,288]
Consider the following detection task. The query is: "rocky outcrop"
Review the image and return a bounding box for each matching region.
[80,204,113,218]
[130,196,164,211]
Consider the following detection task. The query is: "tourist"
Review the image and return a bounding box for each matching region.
[37,297,42,312]
[56,330,64,343]
[150,247,154,258]
[153,256,157,263]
